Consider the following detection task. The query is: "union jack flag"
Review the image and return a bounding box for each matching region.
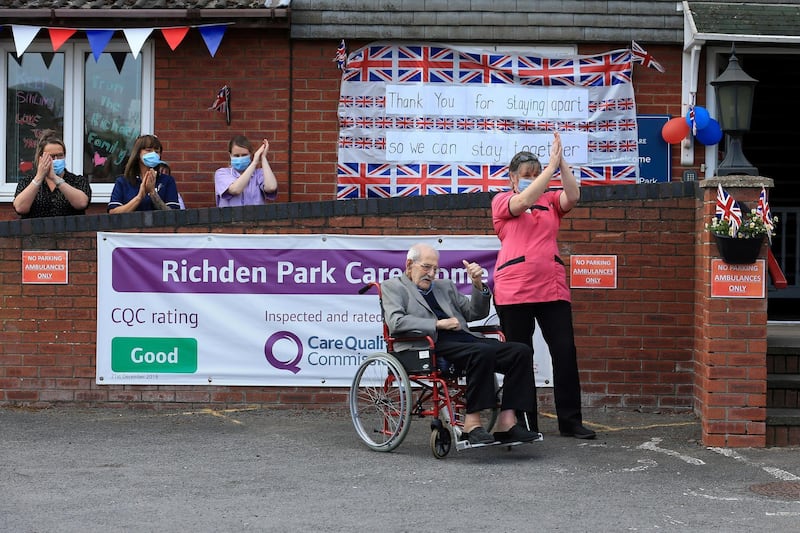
[208,84,231,125]
[434,117,455,130]
[456,164,509,191]
[716,184,742,231]
[630,41,665,73]
[615,98,636,111]
[343,45,394,82]
[578,165,637,184]
[458,52,514,84]
[414,117,435,130]
[756,186,774,241]
[395,116,414,129]
[397,46,455,83]
[336,162,393,199]
[335,39,347,71]
[397,163,453,195]
[208,85,229,112]
[518,56,576,86]
[456,118,478,130]
[579,51,632,86]
[373,116,393,129]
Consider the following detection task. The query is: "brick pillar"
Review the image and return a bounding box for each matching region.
[696,176,773,447]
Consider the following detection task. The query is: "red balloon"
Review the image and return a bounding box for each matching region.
[661,117,690,144]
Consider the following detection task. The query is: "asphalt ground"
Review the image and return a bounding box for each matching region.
[2,406,799,533]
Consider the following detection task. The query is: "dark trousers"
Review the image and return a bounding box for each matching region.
[434,336,535,414]
[495,300,583,432]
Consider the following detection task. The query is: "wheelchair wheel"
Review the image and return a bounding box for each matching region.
[430,426,452,459]
[349,352,412,452]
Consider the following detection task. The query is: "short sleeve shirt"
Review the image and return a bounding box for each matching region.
[215,167,278,207]
[108,173,181,211]
[491,189,571,305]
[13,170,92,218]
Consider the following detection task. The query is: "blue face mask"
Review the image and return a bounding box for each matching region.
[52,159,66,176]
[231,155,251,172]
[517,178,532,193]
[141,151,162,168]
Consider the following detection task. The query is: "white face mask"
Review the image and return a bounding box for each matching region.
[517,178,532,193]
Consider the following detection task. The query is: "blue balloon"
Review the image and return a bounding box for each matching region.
[695,118,723,145]
[685,106,710,130]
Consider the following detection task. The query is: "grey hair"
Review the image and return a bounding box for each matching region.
[407,243,439,262]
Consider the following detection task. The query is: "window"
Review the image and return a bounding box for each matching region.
[1,40,154,203]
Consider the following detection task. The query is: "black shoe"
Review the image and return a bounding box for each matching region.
[493,424,543,443]
[462,427,495,445]
[560,424,596,439]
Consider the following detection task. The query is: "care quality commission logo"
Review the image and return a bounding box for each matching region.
[264,331,303,374]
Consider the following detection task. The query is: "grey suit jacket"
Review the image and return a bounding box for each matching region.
[380,274,492,352]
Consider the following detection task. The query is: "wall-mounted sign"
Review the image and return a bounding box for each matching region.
[22,250,68,284]
[570,255,617,289]
[636,115,671,183]
[710,259,766,298]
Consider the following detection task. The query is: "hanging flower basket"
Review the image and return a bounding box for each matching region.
[713,234,764,264]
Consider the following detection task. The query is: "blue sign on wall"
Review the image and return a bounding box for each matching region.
[636,115,671,183]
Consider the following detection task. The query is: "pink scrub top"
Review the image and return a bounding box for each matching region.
[491,189,571,306]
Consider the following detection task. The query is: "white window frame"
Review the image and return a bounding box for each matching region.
[0,39,154,203]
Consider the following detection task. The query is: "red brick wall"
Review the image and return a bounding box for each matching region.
[0,193,698,412]
[694,179,770,447]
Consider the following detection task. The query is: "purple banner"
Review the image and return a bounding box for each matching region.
[112,247,498,295]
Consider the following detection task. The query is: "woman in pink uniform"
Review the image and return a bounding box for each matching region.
[491,132,595,439]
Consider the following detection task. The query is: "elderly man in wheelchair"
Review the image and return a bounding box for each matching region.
[380,242,540,447]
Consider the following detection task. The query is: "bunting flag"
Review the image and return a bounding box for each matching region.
[11,25,40,57]
[756,186,774,243]
[335,39,347,70]
[122,28,153,59]
[716,184,742,232]
[198,25,228,57]
[161,27,190,51]
[337,43,640,199]
[631,41,665,72]
[209,85,231,125]
[86,29,115,61]
[48,28,77,52]
[4,24,228,58]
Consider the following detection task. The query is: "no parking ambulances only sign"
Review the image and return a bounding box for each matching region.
[570,255,617,289]
[22,250,68,284]
[710,259,766,298]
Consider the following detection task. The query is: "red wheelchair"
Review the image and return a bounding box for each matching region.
[349,282,539,458]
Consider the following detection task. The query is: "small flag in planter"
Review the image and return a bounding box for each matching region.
[756,186,774,243]
[209,85,231,125]
[716,184,742,232]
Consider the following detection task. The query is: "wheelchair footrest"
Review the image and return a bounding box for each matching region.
[455,433,543,452]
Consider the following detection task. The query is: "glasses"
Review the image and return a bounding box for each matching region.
[512,153,539,166]
[415,262,439,274]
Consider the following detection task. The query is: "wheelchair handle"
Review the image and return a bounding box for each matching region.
[358,282,380,295]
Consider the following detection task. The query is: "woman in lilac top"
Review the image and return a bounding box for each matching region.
[215,136,278,207]
[491,132,596,440]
